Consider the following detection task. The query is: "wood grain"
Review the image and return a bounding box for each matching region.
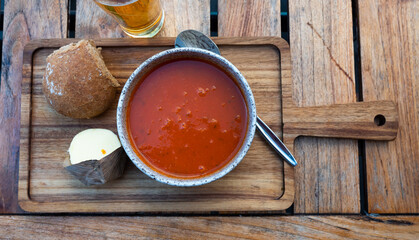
[76,0,124,38]
[76,0,210,38]
[358,0,419,213]
[0,0,68,213]
[0,215,417,239]
[218,0,281,37]
[18,38,294,213]
[289,0,359,213]
[158,0,210,37]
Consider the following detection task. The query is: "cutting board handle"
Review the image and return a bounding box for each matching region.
[283,101,398,141]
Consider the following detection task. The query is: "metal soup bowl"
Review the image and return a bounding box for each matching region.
[117,48,257,187]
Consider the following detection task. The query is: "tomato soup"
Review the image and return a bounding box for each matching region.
[127,59,248,179]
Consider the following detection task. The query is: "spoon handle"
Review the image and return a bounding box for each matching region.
[256,116,298,166]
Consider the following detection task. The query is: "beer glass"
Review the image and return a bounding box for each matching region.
[93,0,164,38]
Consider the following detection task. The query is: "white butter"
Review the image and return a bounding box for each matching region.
[68,129,121,164]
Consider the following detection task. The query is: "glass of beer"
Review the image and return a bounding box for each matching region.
[93,0,164,38]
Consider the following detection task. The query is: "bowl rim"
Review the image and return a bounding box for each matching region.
[116,47,257,187]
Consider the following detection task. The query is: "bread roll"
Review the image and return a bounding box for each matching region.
[42,40,119,119]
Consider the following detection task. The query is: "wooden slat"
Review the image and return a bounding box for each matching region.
[0,0,68,213]
[289,0,359,213]
[0,215,417,239]
[218,0,281,37]
[75,0,124,38]
[158,0,210,36]
[76,0,210,38]
[358,0,419,213]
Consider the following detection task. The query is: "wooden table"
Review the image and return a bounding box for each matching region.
[0,0,417,238]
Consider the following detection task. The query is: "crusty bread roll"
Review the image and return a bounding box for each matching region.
[42,40,120,119]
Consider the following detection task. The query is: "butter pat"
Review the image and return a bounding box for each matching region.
[65,128,127,186]
[68,129,121,164]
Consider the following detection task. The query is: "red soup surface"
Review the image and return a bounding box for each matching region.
[127,59,248,179]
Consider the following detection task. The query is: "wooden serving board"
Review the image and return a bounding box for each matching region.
[19,37,398,213]
[19,37,293,213]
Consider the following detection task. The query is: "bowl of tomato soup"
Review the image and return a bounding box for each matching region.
[117,48,256,186]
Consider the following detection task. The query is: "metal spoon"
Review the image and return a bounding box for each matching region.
[175,30,297,167]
